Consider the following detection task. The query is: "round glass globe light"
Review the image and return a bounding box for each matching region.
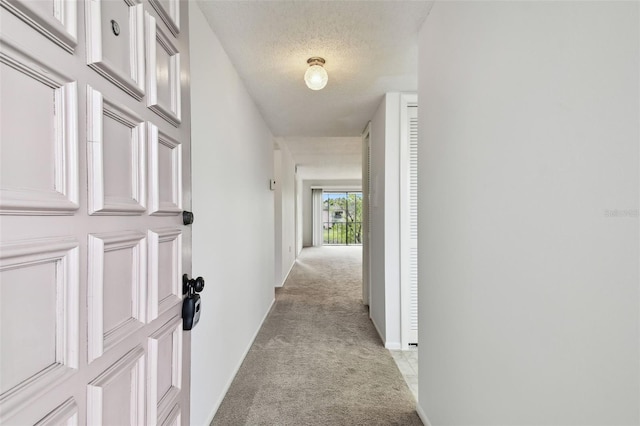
[304,64,328,90]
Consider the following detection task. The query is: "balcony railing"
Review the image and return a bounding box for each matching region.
[323,222,363,245]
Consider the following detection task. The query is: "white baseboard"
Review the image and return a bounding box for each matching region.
[385,341,402,350]
[276,260,295,287]
[370,315,402,349]
[416,403,432,426]
[204,297,275,425]
[370,315,385,345]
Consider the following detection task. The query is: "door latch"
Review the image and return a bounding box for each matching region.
[183,211,194,225]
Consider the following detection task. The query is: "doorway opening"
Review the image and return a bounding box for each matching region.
[322,192,363,245]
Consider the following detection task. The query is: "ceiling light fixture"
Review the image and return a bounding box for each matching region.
[304,57,328,90]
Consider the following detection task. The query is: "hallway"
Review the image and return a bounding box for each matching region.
[212,246,421,425]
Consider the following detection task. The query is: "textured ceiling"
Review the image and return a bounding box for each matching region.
[196,0,433,179]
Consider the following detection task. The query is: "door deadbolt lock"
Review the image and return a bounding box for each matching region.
[183,274,204,294]
[182,274,205,330]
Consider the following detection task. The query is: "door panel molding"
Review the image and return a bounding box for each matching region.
[0,0,78,53]
[0,238,79,421]
[161,404,181,426]
[148,123,182,215]
[87,86,147,215]
[146,12,181,127]
[148,228,182,321]
[34,398,78,426]
[87,231,146,363]
[85,0,145,100]
[149,0,180,37]
[148,318,182,426]
[0,39,79,215]
[87,347,146,426]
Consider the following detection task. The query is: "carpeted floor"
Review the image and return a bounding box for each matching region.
[211,246,422,426]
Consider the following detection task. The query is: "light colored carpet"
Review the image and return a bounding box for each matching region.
[211,246,422,426]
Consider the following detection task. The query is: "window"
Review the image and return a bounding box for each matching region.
[322,192,362,245]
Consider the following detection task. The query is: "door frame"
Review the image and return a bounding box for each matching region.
[362,122,372,307]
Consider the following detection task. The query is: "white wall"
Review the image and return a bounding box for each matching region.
[301,179,362,247]
[369,98,387,343]
[190,4,275,425]
[417,2,639,425]
[274,145,296,286]
[274,149,282,285]
[296,172,303,255]
[368,93,402,349]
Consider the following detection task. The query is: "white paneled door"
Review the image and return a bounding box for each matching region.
[0,1,192,425]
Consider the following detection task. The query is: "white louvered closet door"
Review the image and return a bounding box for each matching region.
[407,105,419,344]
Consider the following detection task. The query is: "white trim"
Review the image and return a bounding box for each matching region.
[86,86,147,215]
[276,260,295,287]
[370,314,401,349]
[0,39,79,215]
[87,347,146,426]
[159,404,181,426]
[361,121,371,307]
[0,238,79,422]
[87,231,146,363]
[148,318,182,426]
[385,341,402,350]
[1,0,78,53]
[149,0,180,36]
[148,123,182,215]
[416,403,433,426]
[86,0,145,100]
[34,398,78,426]
[399,93,418,349]
[146,12,181,127]
[204,298,275,425]
[309,186,362,191]
[147,228,182,321]
[311,189,323,247]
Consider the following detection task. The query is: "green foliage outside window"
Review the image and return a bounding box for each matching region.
[323,192,363,245]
